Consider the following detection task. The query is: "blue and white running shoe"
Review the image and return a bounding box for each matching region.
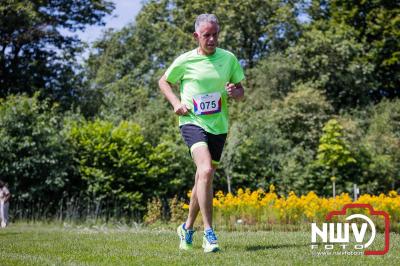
[177,223,195,250]
[202,228,220,253]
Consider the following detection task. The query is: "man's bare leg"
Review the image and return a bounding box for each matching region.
[191,145,214,230]
[184,171,200,229]
[185,167,216,230]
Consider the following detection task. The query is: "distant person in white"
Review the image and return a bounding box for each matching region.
[0,180,11,228]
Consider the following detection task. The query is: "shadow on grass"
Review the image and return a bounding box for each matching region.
[0,232,22,237]
[245,243,309,251]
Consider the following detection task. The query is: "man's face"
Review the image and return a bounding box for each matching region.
[194,22,219,55]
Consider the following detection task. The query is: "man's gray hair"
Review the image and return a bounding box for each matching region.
[195,14,219,32]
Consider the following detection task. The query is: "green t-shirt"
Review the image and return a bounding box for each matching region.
[165,48,245,134]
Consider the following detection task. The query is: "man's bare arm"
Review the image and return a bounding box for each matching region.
[158,74,190,115]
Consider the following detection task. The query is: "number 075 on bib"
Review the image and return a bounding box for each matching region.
[192,92,222,115]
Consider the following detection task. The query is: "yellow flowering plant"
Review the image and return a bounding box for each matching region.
[180,186,400,231]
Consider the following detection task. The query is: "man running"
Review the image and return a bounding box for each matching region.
[159,14,245,252]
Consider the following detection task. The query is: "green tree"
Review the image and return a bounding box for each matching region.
[362,100,400,191]
[136,0,301,67]
[220,112,290,191]
[0,0,114,106]
[0,94,77,217]
[221,85,332,193]
[314,118,357,194]
[309,0,400,102]
[86,0,302,104]
[271,86,333,194]
[273,85,333,149]
[286,23,376,110]
[68,120,152,214]
[246,53,300,104]
[67,118,194,217]
[329,0,400,100]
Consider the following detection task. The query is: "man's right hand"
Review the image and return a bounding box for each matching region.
[174,103,190,116]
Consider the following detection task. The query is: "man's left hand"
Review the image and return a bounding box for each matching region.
[226,82,244,100]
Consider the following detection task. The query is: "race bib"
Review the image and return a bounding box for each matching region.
[193,92,222,115]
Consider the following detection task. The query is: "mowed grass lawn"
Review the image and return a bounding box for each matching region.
[0,223,399,266]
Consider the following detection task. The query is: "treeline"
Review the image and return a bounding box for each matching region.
[0,0,399,221]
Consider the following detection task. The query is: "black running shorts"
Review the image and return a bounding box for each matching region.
[180,124,227,166]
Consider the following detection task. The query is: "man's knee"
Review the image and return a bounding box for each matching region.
[198,166,214,183]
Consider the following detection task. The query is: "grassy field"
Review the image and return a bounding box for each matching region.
[0,223,399,266]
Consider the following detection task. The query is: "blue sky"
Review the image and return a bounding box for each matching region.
[77,1,143,44]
